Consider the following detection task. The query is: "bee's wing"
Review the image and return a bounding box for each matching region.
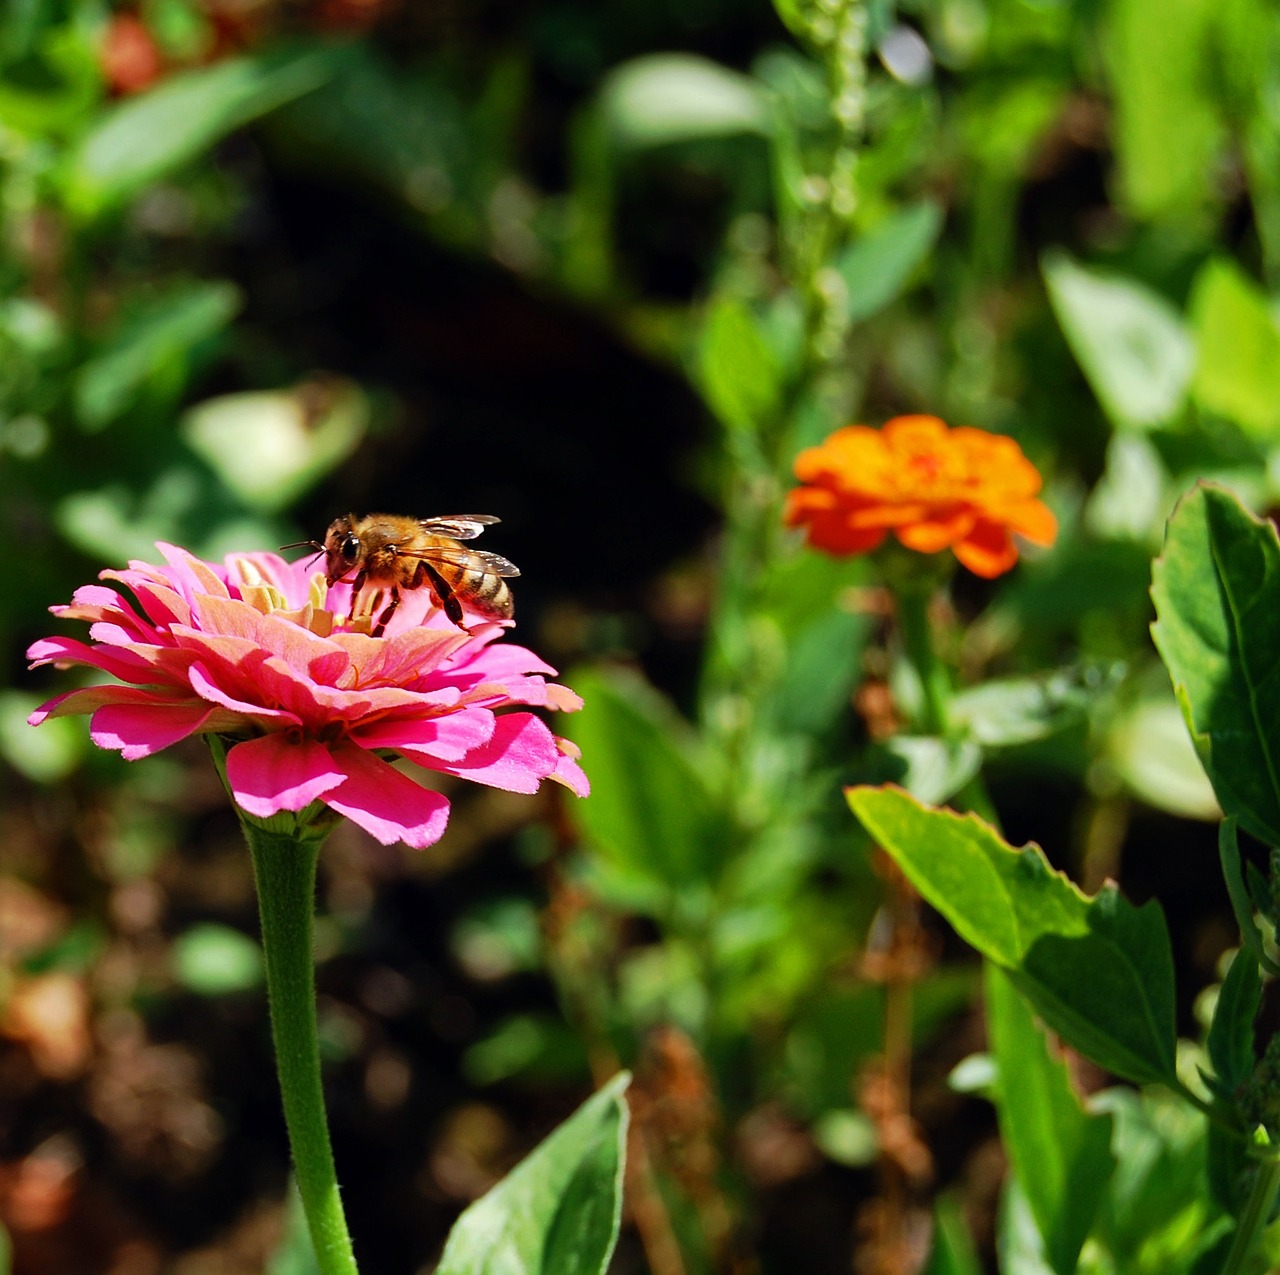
[416,515,500,540]
[397,544,521,578]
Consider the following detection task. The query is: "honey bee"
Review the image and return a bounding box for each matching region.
[320,513,520,635]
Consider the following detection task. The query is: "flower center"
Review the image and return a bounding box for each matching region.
[232,559,338,637]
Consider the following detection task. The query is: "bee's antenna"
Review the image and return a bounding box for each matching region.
[280,540,326,570]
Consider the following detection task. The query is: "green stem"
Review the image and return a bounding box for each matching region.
[895,585,951,736]
[244,820,360,1275]
[1220,1144,1280,1275]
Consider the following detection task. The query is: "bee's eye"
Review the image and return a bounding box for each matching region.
[341,534,360,561]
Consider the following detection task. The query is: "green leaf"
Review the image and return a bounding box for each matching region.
[987,963,1115,1275]
[67,48,333,212]
[172,923,263,995]
[698,296,783,434]
[179,380,368,512]
[1042,250,1193,431]
[950,669,1110,749]
[996,1176,1057,1275]
[1104,0,1224,218]
[1188,258,1280,437]
[836,199,943,324]
[564,670,732,889]
[596,54,770,151]
[435,1073,630,1275]
[1107,695,1221,820]
[1150,483,1280,846]
[847,786,1178,1085]
[1206,944,1260,1095]
[1218,818,1280,979]
[922,1196,984,1275]
[74,282,241,430]
[1092,1088,1217,1272]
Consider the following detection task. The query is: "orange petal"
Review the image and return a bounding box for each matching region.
[1005,498,1058,546]
[953,522,1019,578]
[895,510,974,552]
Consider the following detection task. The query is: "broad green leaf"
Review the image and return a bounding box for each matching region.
[869,736,984,806]
[698,296,782,434]
[172,923,263,995]
[435,1073,630,1275]
[1042,251,1193,431]
[836,200,943,324]
[1150,483,1280,846]
[1107,696,1220,820]
[987,963,1115,1275]
[1092,1089,1217,1274]
[847,786,1178,1085]
[180,380,368,512]
[74,283,240,430]
[923,1196,983,1275]
[950,669,1109,749]
[67,49,333,212]
[596,54,770,151]
[1206,945,1260,1095]
[996,1176,1057,1275]
[1104,0,1223,218]
[1218,819,1278,979]
[1188,258,1280,437]
[565,671,732,889]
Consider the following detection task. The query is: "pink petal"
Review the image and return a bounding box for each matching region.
[90,700,223,758]
[352,708,496,761]
[321,745,451,848]
[550,740,590,797]
[101,570,192,629]
[27,636,182,685]
[447,640,558,682]
[29,684,193,724]
[157,543,231,602]
[414,712,559,794]
[187,662,302,728]
[225,734,346,816]
[334,628,471,687]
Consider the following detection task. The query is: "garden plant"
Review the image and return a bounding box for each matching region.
[5,0,1280,1272]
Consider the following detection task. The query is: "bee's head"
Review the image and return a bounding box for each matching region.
[322,515,362,584]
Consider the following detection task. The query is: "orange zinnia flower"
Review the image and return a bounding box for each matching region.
[784,415,1057,578]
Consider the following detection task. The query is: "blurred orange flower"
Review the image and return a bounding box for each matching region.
[784,415,1057,578]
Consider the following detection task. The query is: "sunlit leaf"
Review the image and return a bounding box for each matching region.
[67,48,333,212]
[987,963,1115,1275]
[847,786,1178,1085]
[1104,0,1223,218]
[435,1073,630,1275]
[74,283,240,430]
[1150,483,1280,845]
[698,295,782,435]
[180,379,367,512]
[922,1196,984,1275]
[565,670,732,889]
[1042,251,1192,431]
[597,53,770,150]
[836,199,943,323]
[1106,695,1220,820]
[1188,258,1280,437]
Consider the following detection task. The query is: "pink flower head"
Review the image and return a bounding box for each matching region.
[28,544,588,848]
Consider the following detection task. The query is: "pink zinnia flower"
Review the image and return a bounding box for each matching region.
[28,544,588,848]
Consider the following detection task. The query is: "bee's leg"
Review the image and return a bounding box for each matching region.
[370,586,401,638]
[421,563,465,626]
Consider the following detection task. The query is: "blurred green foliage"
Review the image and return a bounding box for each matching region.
[4,0,1280,1268]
